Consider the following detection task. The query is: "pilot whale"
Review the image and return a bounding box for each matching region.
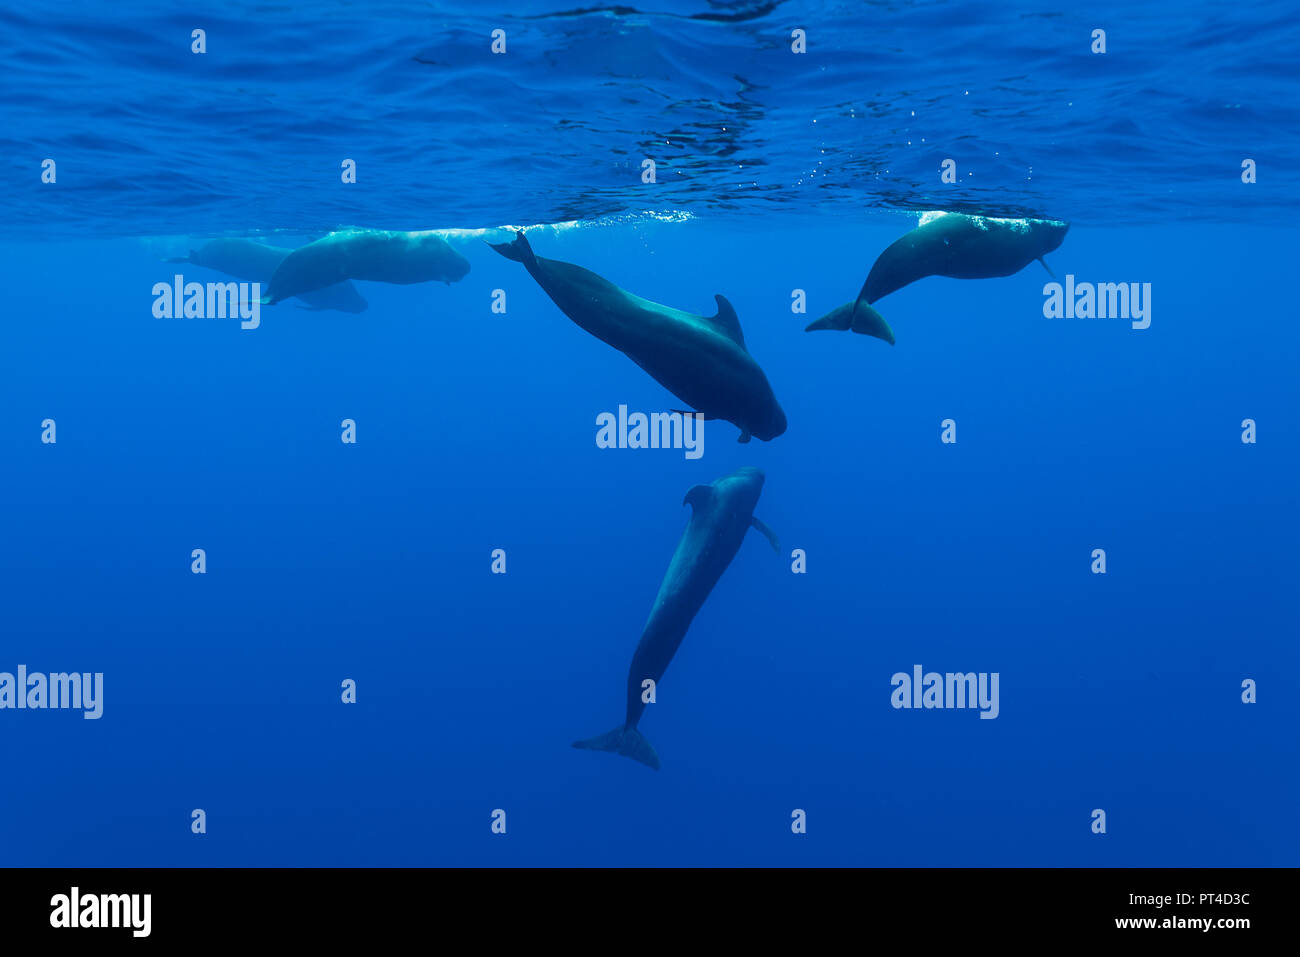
[490,232,786,442]
[573,466,779,769]
[261,228,470,305]
[166,238,368,313]
[852,212,1069,319]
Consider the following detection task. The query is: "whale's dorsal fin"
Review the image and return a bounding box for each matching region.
[749,516,780,553]
[683,484,712,511]
[707,294,747,350]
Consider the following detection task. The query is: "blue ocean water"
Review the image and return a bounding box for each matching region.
[1,1,1297,867]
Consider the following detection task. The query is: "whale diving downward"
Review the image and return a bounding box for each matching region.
[573,466,779,769]
[490,232,786,443]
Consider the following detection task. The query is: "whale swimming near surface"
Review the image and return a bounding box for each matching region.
[573,466,779,770]
[804,300,895,344]
[261,228,471,305]
[166,238,368,313]
[490,232,787,443]
[852,212,1069,321]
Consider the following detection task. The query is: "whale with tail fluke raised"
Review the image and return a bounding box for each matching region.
[490,231,786,443]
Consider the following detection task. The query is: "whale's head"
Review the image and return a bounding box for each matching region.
[442,247,472,283]
[749,398,787,442]
[412,232,472,284]
[1030,219,1070,256]
[719,466,766,513]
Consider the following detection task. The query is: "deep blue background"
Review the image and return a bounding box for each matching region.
[0,0,1297,866]
[1,219,1295,865]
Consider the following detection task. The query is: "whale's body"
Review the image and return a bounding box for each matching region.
[169,238,368,313]
[854,213,1069,316]
[573,466,779,769]
[490,232,786,443]
[262,228,470,305]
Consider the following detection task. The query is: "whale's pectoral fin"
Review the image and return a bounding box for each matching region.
[737,430,752,443]
[683,484,713,510]
[162,251,195,264]
[1037,256,1056,279]
[708,294,747,350]
[573,726,660,770]
[749,516,781,553]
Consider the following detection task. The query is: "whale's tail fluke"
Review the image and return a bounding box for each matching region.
[805,301,895,344]
[488,230,537,268]
[849,277,874,328]
[572,725,660,770]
